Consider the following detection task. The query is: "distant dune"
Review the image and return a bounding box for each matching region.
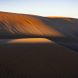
[0,12,78,78]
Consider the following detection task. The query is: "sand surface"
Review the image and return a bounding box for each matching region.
[0,12,78,78]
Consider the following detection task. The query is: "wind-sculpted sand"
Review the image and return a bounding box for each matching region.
[0,12,78,78]
[0,12,63,38]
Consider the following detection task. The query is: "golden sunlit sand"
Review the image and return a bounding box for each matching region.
[0,12,63,37]
[8,38,52,44]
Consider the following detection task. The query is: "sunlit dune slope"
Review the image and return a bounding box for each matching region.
[0,12,63,38]
[0,12,78,40]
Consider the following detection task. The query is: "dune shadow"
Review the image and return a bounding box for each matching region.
[34,16,78,52]
[0,42,78,78]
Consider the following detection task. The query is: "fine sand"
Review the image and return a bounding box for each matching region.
[0,12,78,78]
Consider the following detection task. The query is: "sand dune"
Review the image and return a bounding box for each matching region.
[0,12,63,38]
[0,12,78,51]
[0,12,78,78]
[0,12,78,40]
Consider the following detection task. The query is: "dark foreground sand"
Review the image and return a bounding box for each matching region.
[0,38,78,78]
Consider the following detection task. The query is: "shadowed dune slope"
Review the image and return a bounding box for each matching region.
[0,39,78,78]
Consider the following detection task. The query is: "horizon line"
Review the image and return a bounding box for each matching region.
[0,11,77,19]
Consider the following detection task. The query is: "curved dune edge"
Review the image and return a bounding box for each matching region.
[7,38,52,44]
